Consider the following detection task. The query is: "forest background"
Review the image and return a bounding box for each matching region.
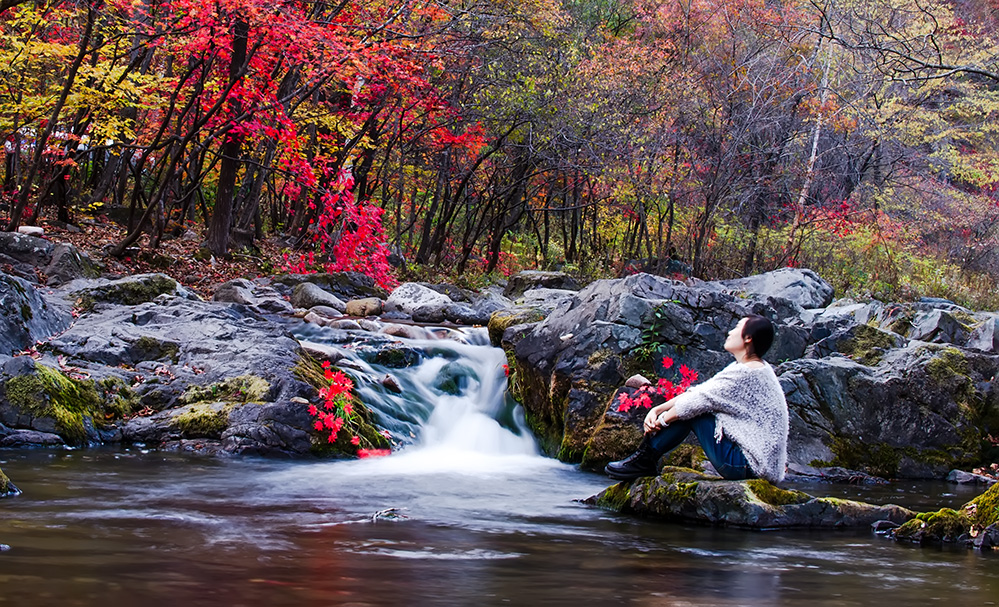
[3,0,999,307]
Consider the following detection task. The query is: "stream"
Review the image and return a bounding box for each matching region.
[2,325,998,606]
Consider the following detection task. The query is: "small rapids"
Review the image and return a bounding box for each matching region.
[293,322,539,470]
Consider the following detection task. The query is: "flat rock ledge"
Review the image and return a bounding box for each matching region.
[585,467,915,528]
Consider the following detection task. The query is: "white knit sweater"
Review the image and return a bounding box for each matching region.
[667,361,789,482]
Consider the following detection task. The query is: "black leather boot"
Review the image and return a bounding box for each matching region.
[604,437,661,480]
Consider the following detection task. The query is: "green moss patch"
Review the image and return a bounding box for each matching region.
[966,482,999,529]
[180,375,270,405]
[76,275,177,307]
[4,365,121,445]
[0,467,14,496]
[594,482,632,511]
[662,443,707,470]
[837,324,899,366]
[130,336,180,364]
[171,402,234,438]
[894,508,971,543]
[820,437,901,479]
[487,308,545,347]
[746,479,811,507]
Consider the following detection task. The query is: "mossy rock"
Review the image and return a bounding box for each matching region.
[488,308,545,347]
[171,402,234,438]
[891,483,999,546]
[4,363,136,445]
[129,336,180,364]
[823,437,901,479]
[837,324,901,366]
[180,375,270,405]
[587,467,916,528]
[926,346,972,386]
[74,274,178,308]
[893,508,971,543]
[745,479,811,507]
[967,482,999,529]
[0,467,18,497]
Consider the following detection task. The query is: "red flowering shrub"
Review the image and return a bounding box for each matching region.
[616,356,698,412]
[309,361,390,457]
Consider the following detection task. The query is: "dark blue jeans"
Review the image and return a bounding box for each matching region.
[646,414,755,480]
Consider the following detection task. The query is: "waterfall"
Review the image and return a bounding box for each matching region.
[293,323,543,472]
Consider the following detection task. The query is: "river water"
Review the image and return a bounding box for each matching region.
[2,326,998,606]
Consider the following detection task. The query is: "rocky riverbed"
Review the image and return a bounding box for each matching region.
[2,232,999,538]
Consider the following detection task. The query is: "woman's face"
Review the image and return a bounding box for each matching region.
[724,317,749,356]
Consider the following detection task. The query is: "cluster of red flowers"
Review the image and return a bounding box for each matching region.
[308,361,389,457]
[616,356,698,412]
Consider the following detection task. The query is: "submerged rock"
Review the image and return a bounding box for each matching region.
[586,467,915,528]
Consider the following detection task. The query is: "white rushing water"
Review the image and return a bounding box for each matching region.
[295,323,551,477]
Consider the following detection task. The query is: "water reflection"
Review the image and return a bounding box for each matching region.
[2,450,999,606]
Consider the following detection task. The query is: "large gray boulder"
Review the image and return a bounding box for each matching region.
[587,467,915,528]
[782,344,999,478]
[0,232,102,286]
[384,282,453,322]
[715,268,834,309]
[0,272,73,355]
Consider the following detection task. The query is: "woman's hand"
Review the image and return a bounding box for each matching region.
[643,408,659,434]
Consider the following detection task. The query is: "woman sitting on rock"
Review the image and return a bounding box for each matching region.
[605,314,788,483]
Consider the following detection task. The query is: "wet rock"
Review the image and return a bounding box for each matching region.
[328,319,362,331]
[586,467,915,528]
[0,429,66,447]
[309,305,343,320]
[303,311,331,327]
[443,302,487,325]
[346,297,383,317]
[384,282,452,322]
[0,466,20,498]
[624,374,652,388]
[291,282,347,312]
[381,374,402,393]
[381,323,427,340]
[503,271,580,299]
[0,272,73,356]
[973,524,999,550]
[947,469,998,486]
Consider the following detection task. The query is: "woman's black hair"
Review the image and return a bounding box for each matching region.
[742,314,775,358]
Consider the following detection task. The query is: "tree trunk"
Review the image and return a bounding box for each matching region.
[205,17,249,257]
